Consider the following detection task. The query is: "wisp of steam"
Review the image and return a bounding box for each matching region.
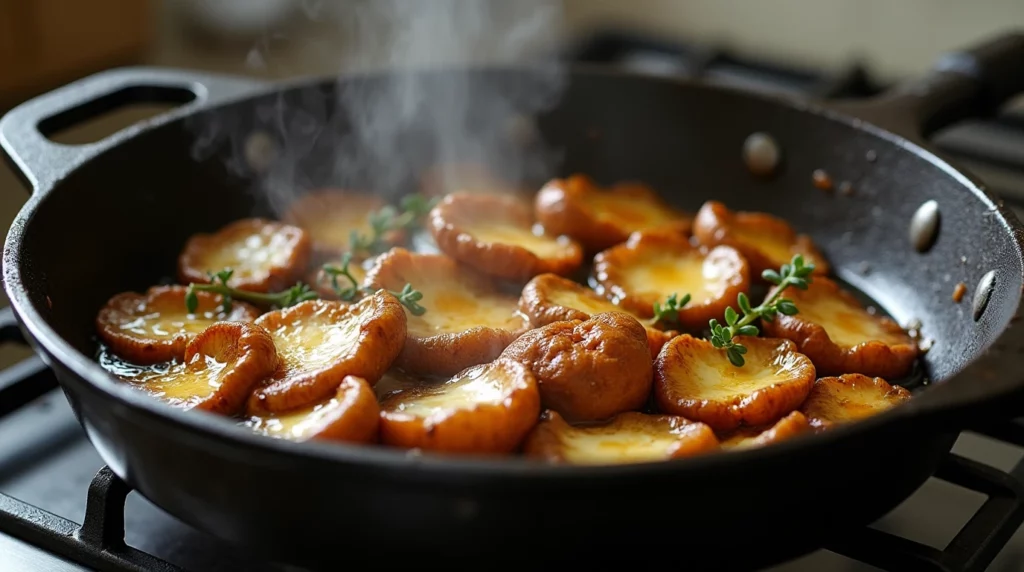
[190,0,567,215]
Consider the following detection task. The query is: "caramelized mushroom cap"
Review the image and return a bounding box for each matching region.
[523,410,719,465]
[282,190,402,257]
[245,375,380,443]
[500,312,654,422]
[518,273,677,359]
[378,358,541,455]
[247,293,408,414]
[429,193,583,282]
[534,174,692,253]
[593,230,750,330]
[178,218,312,292]
[720,411,811,450]
[364,248,528,376]
[122,321,278,415]
[760,276,920,379]
[654,335,816,431]
[799,374,911,430]
[96,286,260,364]
[692,201,830,276]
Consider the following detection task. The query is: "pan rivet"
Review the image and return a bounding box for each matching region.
[909,200,940,252]
[743,132,780,176]
[973,270,996,321]
[244,131,278,173]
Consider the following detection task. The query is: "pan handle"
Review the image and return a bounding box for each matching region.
[0,67,269,193]
[828,32,1024,140]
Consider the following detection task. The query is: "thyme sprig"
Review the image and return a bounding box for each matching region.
[185,269,318,313]
[321,253,426,316]
[649,254,815,367]
[349,193,438,256]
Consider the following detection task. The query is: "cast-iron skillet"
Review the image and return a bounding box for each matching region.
[3,33,1024,570]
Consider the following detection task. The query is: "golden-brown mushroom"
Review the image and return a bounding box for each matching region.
[799,374,911,430]
[378,358,541,455]
[282,190,401,257]
[759,276,919,379]
[719,411,811,450]
[245,375,380,443]
[363,248,529,376]
[500,312,653,422]
[96,286,260,364]
[119,322,278,415]
[247,293,407,414]
[593,231,750,331]
[518,273,677,359]
[534,174,692,252]
[523,410,719,465]
[178,218,312,293]
[654,335,815,431]
[429,193,583,282]
[692,201,829,276]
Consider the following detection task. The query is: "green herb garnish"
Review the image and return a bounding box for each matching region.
[185,269,318,313]
[320,253,427,316]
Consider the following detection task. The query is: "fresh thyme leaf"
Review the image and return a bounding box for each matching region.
[707,254,815,367]
[347,193,438,256]
[185,267,317,311]
[651,292,692,326]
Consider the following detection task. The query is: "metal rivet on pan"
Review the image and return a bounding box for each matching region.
[973,270,996,321]
[866,150,877,162]
[505,114,538,146]
[909,200,940,252]
[743,132,781,176]
[244,131,278,173]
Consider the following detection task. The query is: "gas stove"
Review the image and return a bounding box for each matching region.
[5,29,1024,572]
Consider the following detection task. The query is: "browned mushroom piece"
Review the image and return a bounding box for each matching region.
[378,358,541,455]
[692,200,830,276]
[719,411,811,450]
[760,276,920,379]
[96,285,260,364]
[500,312,653,422]
[282,190,401,257]
[428,193,583,282]
[654,335,816,431]
[592,230,750,331]
[534,174,692,252]
[178,218,312,293]
[799,374,911,430]
[523,410,719,465]
[518,273,677,358]
[118,322,278,415]
[246,293,408,414]
[363,248,529,376]
[245,375,380,443]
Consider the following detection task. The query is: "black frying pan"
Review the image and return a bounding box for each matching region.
[3,33,1024,571]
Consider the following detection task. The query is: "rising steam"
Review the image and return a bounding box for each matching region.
[190,0,567,215]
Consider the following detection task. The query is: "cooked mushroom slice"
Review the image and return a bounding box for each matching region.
[178,218,312,293]
[282,190,401,257]
[501,312,653,422]
[799,374,911,430]
[593,231,750,330]
[245,375,380,443]
[654,335,815,431]
[759,276,919,379]
[364,248,529,376]
[534,174,692,252]
[720,411,811,450]
[523,410,719,465]
[96,285,260,364]
[247,293,407,414]
[120,322,278,414]
[379,359,541,455]
[692,200,829,276]
[518,273,676,359]
[429,193,583,282]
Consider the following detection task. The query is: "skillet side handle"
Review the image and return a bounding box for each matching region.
[0,67,269,193]
[829,32,1024,141]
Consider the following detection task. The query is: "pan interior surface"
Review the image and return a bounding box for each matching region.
[6,67,1022,458]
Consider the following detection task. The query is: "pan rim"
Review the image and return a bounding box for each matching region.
[2,64,1018,481]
